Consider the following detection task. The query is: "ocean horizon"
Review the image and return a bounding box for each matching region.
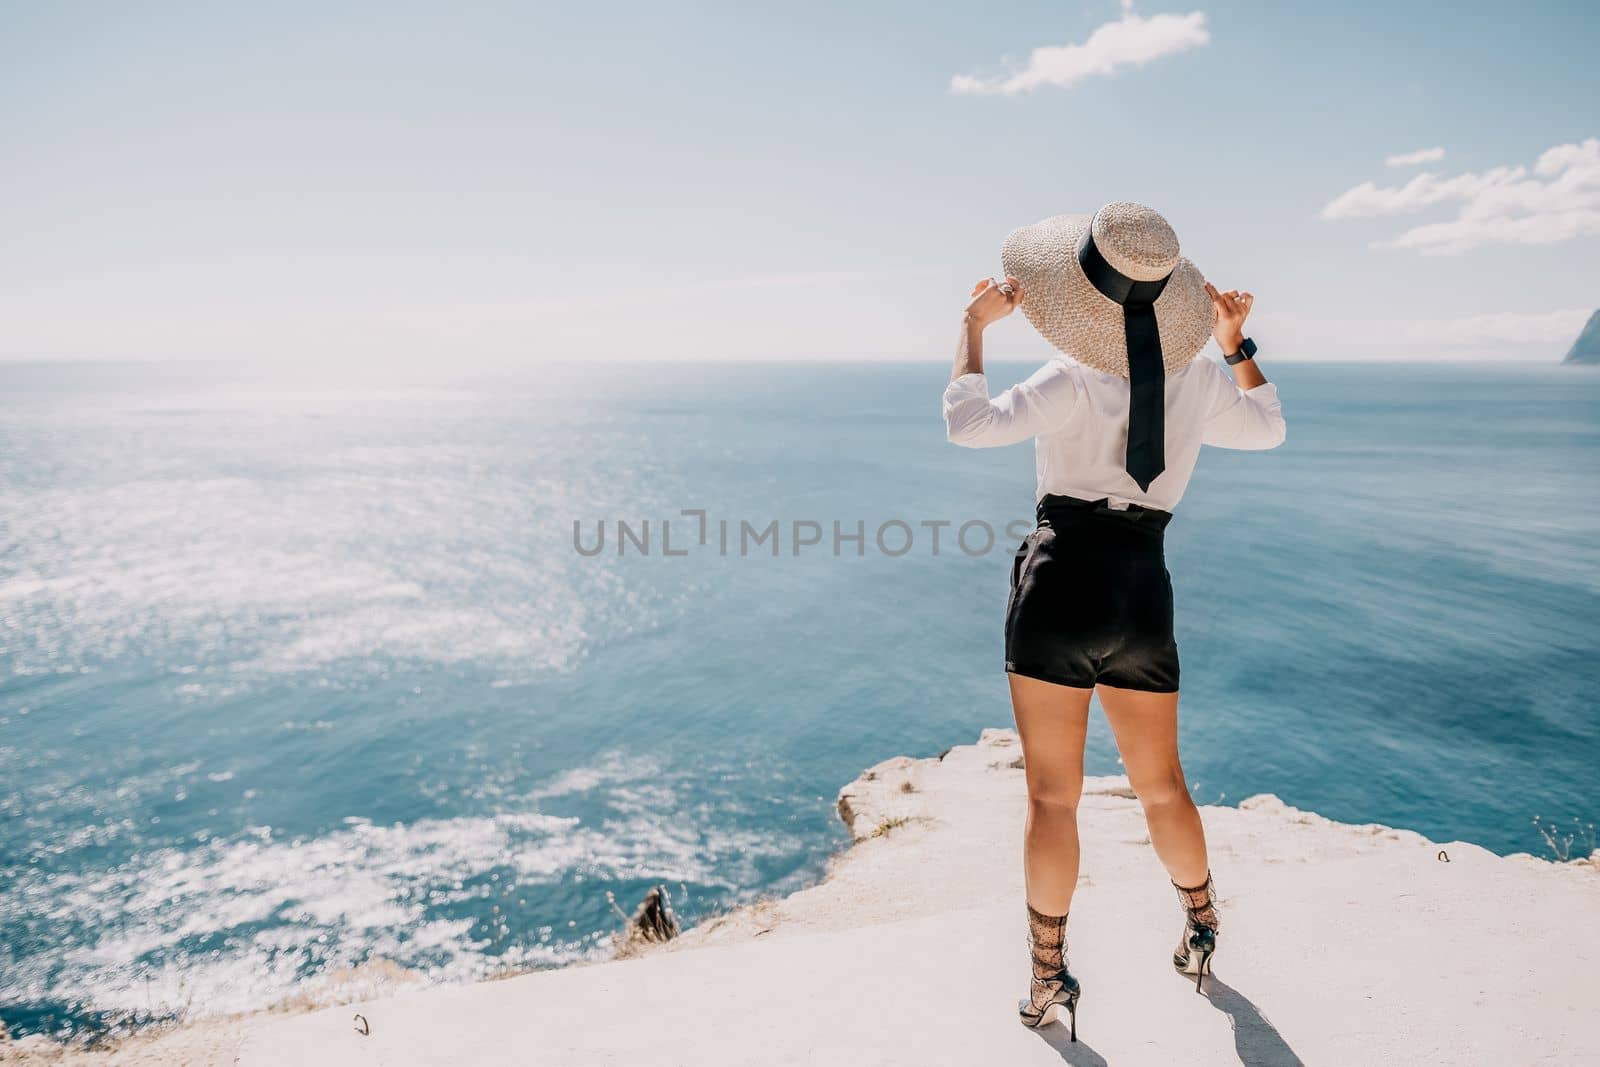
[3,358,1597,1042]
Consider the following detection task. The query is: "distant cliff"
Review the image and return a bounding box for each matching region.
[1565,309,1600,364]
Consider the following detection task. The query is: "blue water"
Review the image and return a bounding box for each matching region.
[2,360,1596,1041]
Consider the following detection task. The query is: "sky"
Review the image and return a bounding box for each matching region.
[1,0,1596,365]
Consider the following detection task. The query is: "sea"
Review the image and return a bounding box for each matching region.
[2,359,1596,1041]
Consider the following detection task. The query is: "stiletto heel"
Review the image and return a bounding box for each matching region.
[1171,872,1220,993]
[1187,936,1214,991]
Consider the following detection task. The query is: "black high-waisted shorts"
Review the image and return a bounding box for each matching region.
[1004,493,1179,693]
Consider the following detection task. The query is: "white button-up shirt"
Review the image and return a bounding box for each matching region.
[942,356,1286,511]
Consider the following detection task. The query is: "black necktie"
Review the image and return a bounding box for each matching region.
[1076,228,1171,492]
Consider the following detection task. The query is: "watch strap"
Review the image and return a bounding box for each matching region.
[1224,337,1257,365]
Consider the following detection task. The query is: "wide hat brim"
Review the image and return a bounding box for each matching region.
[1000,213,1214,379]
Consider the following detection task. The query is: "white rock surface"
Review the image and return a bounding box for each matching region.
[231,729,1600,1066]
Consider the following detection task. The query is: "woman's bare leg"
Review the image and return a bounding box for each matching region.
[1095,684,1209,888]
[1009,674,1094,915]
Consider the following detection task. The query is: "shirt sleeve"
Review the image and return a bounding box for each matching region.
[942,363,1082,449]
[1199,357,1286,450]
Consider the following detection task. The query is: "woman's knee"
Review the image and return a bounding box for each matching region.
[1026,780,1083,814]
[1129,766,1192,810]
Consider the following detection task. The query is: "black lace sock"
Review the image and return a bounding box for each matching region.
[1174,871,1219,931]
[1026,902,1069,984]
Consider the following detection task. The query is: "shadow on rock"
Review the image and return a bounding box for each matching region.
[1027,1019,1110,1067]
[1199,974,1305,1067]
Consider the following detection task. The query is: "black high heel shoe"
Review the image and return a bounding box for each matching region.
[1019,967,1081,1039]
[1172,872,1220,992]
[1019,904,1081,1040]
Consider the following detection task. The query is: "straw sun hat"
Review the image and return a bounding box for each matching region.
[1000,202,1214,379]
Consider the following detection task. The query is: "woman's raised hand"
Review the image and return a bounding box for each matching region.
[965,275,1025,329]
[1204,282,1253,352]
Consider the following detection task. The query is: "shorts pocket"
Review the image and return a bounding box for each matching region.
[1017,526,1058,588]
[1009,532,1039,591]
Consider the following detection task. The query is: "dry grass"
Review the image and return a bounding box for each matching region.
[868,816,911,839]
[1532,815,1597,864]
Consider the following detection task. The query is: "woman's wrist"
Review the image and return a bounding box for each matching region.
[952,315,985,380]
[1216,330,1245,355]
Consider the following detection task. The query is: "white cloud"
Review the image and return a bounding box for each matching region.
[1392,308,1592,345]
[1535,140,1598,176]
[1320,167,1527,219]
[1384,146,1445,167]
[950,11,1209,96]
[1258,308,1590,358]
[1319,138,1600,254]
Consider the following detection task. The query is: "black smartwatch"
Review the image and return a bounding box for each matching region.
[1223,337,1257,365]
